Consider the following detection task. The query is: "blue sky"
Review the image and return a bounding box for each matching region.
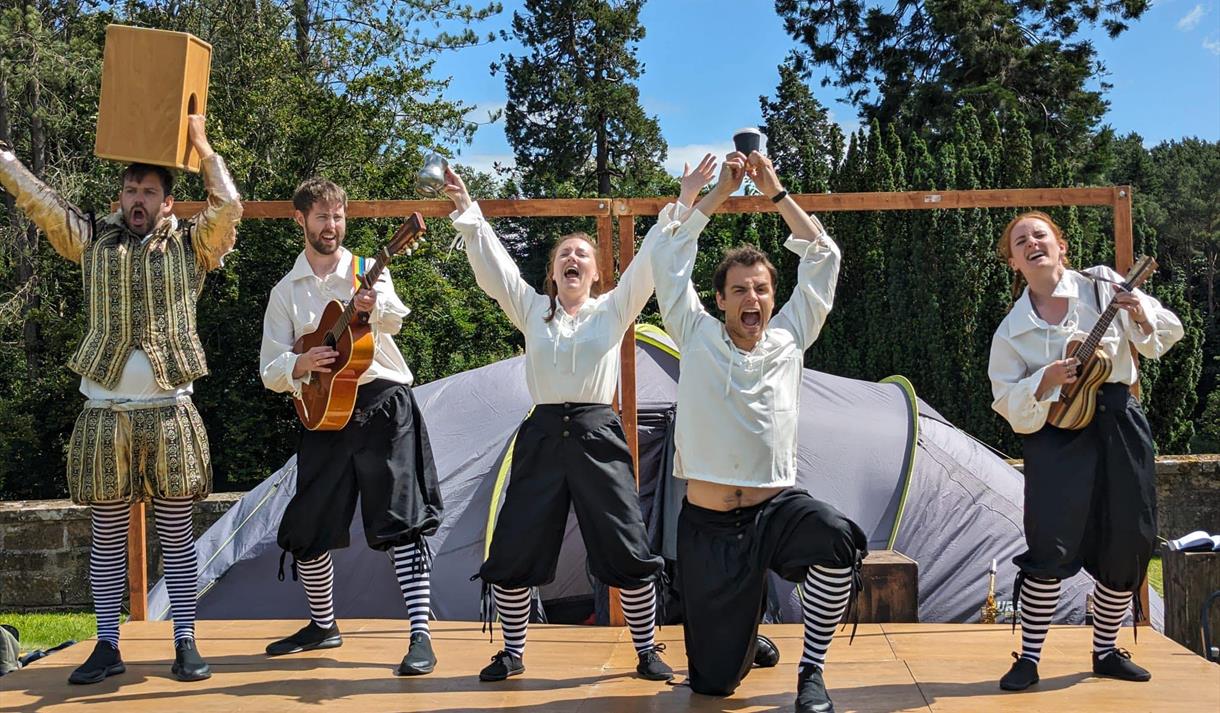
[429,0,1220,176]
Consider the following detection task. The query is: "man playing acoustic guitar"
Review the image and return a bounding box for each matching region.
[259,177,443,675]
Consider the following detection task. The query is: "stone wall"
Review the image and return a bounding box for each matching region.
[2,456,1217,612]
[1152,455,1220,543]
[1009,454,1220,543]
[0,494,241,612]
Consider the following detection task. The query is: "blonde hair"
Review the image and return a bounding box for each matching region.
[996,211,1070,303]
[543,233,603,322]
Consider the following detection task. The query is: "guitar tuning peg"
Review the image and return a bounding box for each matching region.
[405,248,413,256]
[418,237,426,244]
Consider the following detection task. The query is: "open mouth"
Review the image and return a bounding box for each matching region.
[741,311,761,328]
[563,265,580,279]
[130,207,146,223]
[1026,249,1047,261]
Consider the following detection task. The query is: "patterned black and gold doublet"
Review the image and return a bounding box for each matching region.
[70,214,213,389]
[0,150,241,504]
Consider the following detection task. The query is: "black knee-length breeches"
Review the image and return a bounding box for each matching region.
[1015,382,1157,592]
[677,488,867,696]
[278,379,444,564]
[479,403,663,590]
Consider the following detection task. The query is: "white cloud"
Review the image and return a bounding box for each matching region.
[828,109,862,140]
[1177,4,1206,30]
[465,100,506,124]
[1205,36,1220,54]
[453,153,515,176]
[663,142,736,176]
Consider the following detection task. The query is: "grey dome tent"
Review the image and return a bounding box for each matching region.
[150,325,1158,628]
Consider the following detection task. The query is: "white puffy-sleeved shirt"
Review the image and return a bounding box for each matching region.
[451,201,673,405]
[989,265,1184,434]
[260,247,413,397]
[650,208,841,488]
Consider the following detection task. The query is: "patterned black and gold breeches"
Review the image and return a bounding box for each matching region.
[66,395,212,504]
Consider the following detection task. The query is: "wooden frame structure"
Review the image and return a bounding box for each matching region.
[125,185,1138,626]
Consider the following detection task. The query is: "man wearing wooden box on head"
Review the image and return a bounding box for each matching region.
[0,115,241,685]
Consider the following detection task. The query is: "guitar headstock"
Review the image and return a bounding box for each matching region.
[1122,254,1158,291]
[387,212,427,257]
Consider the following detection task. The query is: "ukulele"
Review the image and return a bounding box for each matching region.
[1046,255,1157,430]
[293,213,426,430]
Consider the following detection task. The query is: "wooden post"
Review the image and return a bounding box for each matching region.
[1113,185,1134,273]
[1113,185,1152,624]
[618,214,640,481]
[596,212,626,627]
[127,502,148,621]
[1164,550,1220,656]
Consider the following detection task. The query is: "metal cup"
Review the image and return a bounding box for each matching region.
[732,127,766,156]
[415,153,449,198]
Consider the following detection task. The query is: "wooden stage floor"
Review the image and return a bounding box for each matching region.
[1,621,1215,712]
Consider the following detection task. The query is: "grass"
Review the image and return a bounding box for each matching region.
[1148,555,1163,598]
[0,612,105,653]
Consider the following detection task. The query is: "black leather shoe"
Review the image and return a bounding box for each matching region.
[395,631,436,676]
[265,621,342,656]
[795,663,835,713]
[999,652,1040,691]
[1092,648,1151,682]
[635,643,674,681]
[67,641,125,685]
[478,649,524,681]
[754,634,780,668]
[171,638,211,682]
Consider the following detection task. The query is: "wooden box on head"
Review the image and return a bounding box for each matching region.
[94,24,212,172]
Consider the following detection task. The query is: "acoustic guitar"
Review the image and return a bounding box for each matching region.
[1046,255,1157,430]
[293,213,426,430]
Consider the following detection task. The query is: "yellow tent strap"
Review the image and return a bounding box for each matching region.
[483,406,535,560]
[879,375,920,551]
[633,323,680,359]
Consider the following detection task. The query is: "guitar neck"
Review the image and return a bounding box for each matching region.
[326,246,394,342]
[1073,301,1122,364]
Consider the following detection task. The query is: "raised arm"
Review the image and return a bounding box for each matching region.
[0,139,92,263]
[606,155,719,333]
[185,116,243,272]
[443,167,540,331]
[650,156,743,346]
[748,152,840,349]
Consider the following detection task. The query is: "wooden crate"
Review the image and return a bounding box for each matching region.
[94,24,211,172]
[858,549,919,623]
[1164,549,1220,657]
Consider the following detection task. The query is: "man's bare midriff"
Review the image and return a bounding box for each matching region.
[686,479,784,511]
